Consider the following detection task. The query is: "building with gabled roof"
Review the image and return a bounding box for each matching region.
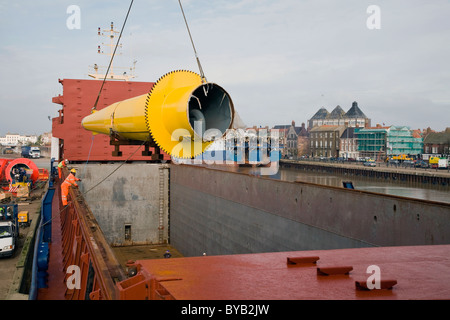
[423,127,450,156]
[308,101,371,130]
[387,126,423,157]
[345,101,367,118]
[329,105,346,119]
[273,121,309,158]
[308,107,329,129]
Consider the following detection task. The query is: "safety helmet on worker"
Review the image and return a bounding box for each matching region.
[65,159,69,164]
[70,169,76,174]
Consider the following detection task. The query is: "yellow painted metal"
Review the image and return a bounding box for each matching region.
[81,94,149,141]
[81,70,235,158]
[145,70,208,158]
[18,211,29,223]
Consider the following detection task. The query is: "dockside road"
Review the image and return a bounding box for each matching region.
[280,159,450,180]
[0,182,48,300]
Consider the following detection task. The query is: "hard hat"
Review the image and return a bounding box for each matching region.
[71,169,76,173]
[65,159,69,164]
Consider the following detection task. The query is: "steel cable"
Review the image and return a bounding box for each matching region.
[92,0,134,111]
[178,0,207,83]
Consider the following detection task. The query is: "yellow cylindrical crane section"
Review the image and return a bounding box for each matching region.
[81,70,235,158]
[80,94,149,141]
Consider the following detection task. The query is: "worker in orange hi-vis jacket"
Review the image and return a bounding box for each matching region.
[61,168,81,206]
[57,159,69,180]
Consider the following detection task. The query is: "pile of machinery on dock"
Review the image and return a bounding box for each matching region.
[0,157,49,201]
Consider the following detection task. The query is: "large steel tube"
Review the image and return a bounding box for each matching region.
[4,158,40,183]
[0,159,10,181]
[81,70,235,158]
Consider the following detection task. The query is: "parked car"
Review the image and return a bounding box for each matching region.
[388,159,399,166]
[402,160,414,168]
[363,160,376,167]
[414,160,429,168]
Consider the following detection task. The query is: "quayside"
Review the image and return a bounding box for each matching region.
[28,162,450,300]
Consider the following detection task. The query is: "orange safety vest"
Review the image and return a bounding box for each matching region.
[58,160,67,168]
[61,173,80,206]
[58,161,66,179]
[62,173,80,188]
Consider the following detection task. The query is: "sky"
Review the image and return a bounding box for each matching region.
[0,0,449,136]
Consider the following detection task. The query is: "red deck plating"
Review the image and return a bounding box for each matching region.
[39,166,450,300]
[121,245,450,300]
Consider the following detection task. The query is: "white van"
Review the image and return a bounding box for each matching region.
[0,206,18,258]
[29,147,41,158]
[0,221,17,257]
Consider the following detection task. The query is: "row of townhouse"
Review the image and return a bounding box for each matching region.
[281,124,450,161]
[273,101,448,160]
[0,133,38,146]
[0,132,53,146]
[309,124,424,160]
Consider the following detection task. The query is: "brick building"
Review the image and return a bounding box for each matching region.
[309,125,346,158]
[273,121,309,158]
[423,128,450,156]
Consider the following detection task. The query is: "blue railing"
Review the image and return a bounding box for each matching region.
[28,165,56,300]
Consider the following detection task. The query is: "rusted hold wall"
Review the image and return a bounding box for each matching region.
[169,164,450,257]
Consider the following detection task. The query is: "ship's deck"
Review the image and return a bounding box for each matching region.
[130,244,450,300]
[36,166,450,300]
[36,175,182,300]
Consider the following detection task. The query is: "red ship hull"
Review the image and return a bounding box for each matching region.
[52,78,170,162]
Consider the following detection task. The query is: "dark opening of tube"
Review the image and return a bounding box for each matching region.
[188,83,234,138]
